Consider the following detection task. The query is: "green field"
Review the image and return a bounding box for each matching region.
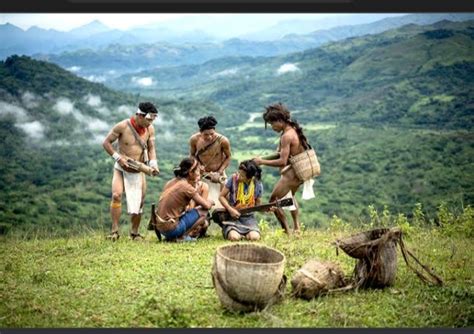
[1,212,472,328]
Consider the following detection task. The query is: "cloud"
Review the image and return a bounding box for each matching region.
[54,98,75,115]
[70,109,109,132]
[90,134,106,144]
[96,106,110,115]
[214,68,239,77]
[157,130,175,142]
[85,94,102,107]
[16,121,45,140]
[54,97,110,133]
[87,118,109,132]
[132,77,154,87]
[68,66,81,72]
[277,63,300,75]
[117,105,135,115]
[85,75,106,83]
[21,91,40,109]
[0,101,46,140]
[0,101,28,121]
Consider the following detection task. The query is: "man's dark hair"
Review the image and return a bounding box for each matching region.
[198,116,218,132]
[173,157,197,178]
[263,102,310,150]
[138,102,158,114]
[239,159,262,181]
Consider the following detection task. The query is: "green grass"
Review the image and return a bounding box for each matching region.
[1,225,472,328]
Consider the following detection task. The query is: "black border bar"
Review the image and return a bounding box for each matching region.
[0,0,473,13]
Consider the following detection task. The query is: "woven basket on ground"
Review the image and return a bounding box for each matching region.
[291,260,346,300]
[288,149,320,181]
[334,227,443,289]
[335,227,401,288]
[335,228,392,259]
[212,243,286,312]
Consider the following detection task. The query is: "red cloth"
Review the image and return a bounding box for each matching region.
[130,116,146,136]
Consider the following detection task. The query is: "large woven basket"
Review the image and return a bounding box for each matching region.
[289,149,320,181]
[335,228,392,259]
[212,243,286,311]
[335,227,401,288]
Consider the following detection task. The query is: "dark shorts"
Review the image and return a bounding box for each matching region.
[222,213,260,239]
[163,209,200,240]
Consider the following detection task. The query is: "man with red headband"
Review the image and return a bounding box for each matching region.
[103,102,160,241]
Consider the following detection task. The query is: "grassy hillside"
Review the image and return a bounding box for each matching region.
[1,222,472,327]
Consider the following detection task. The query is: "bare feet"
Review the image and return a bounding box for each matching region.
[106,231,120,241]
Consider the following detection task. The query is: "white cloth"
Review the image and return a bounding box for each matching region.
[302,179,315,200]
[202,178,224,209]
[282,191,297,211]
[115,162,143,214]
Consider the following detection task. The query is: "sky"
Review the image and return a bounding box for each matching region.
[0,13,364,32]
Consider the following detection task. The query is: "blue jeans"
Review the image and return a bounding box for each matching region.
[162,209,200,240]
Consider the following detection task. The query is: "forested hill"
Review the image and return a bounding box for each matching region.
[0,20,473,234]
[113,20,474,130]
[0,55,227,232]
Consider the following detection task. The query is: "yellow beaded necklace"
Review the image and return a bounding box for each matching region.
[236,177,255,207]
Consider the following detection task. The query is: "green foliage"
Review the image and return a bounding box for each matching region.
[413,203,425,227]
[438,204,474,238]
[258,218,270,234]
[328,214,346,231]
[395,213,414,236]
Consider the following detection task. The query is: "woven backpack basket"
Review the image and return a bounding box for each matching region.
[289,149,320,181]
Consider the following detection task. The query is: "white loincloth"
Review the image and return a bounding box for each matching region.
[302,179,315,200]
[282,191,297,211]
[202,178,224,209]
[115,162,143,215]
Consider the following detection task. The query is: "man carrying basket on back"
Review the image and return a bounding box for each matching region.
[253,102,320,235]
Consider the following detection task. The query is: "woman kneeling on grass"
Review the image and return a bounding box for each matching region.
[156,157,214,242]
[219,160,263,241]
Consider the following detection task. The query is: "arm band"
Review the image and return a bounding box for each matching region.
[112,152,121,162]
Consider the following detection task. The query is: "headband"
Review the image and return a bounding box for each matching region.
[137,109,157,120]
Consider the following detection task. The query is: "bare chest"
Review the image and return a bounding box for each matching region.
[119,127,149,159]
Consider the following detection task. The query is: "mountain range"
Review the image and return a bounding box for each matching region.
[2,13,473,82]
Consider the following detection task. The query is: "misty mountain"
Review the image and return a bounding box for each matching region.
[0,20,217,60]
[240,14,404,41]
[109,20,474,131]
[28,13,474,82]
[2,13,472,64]
[284,13,474,44]
[69,20,111,37]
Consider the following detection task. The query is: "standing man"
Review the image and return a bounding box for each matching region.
[189,116,232,209]
[253,103,311,235]
[103,102,160,241]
